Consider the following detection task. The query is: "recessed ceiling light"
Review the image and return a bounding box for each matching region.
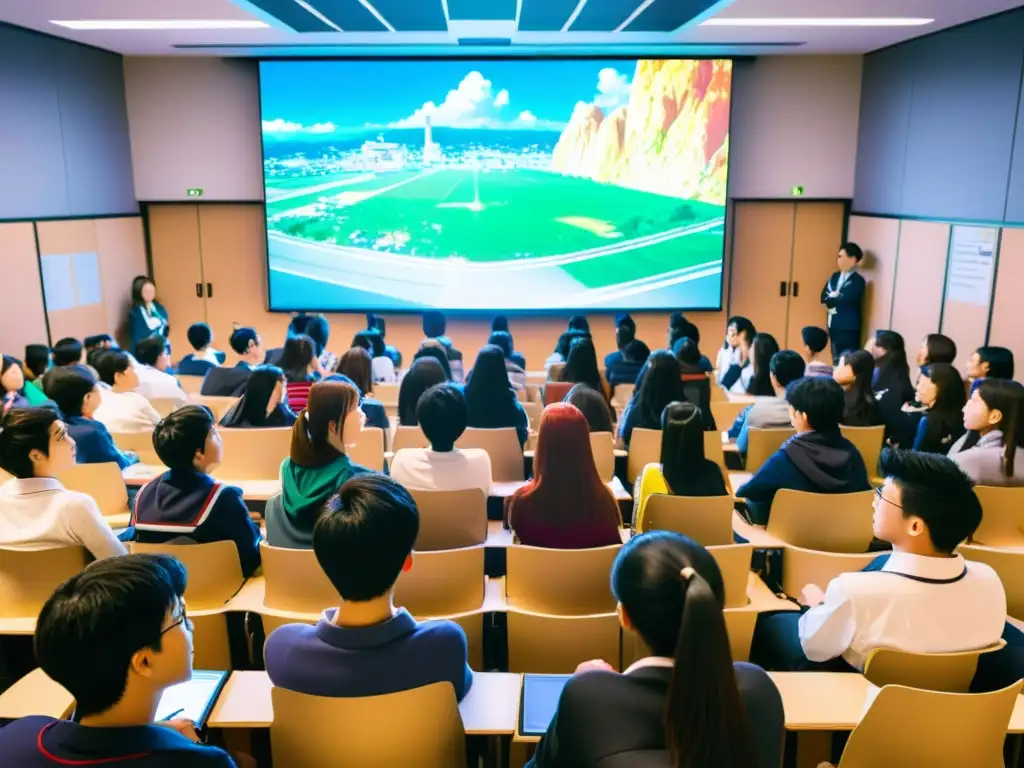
[51,19,270,30]
[701,17,933,27]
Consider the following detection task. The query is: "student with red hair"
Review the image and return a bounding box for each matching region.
[506,403,622,548]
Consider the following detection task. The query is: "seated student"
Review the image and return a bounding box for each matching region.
[92,349,162,433]
[24,343,52,383]
[84,334,115,370]
[2,355,32,413]
[264,380,369,549]
[603,313,636,373]
[390,383,492,496]
[46,367,138,469]
[948,379,1024,486]
[869,330,917,447]
[752,449,1006,673]
[633,402,728,532]
[527,531,783,768]
[668,313,713,371]
[279,334,320,412]
[398,357,448,426]
[733,350,806,457]
[219,365,296,429]
[916,333,958,369]
[0,554,237,767]
[464,345,529,447]
[834,349,882,427]
[413,340,454,380]
[265,474,473,700]
[134,337,187,405]
[715,316,755,386]
[564,382,615,434]
[335,347,389,430]
[908,362,966,455]
[202,327,264,397]
[672,337,717,432]
[545,326,591,377]
[968,345,1015,395]
[177,322,224,377]
[619,351,686,446]
[132,405,261,577]
[736,377,870,525]
[607,338,649,391]
[41,337,86,392]
[367,313,402,369]
[506,403,621,548]
[422,311,464,381]
[491,314,526,369]
[487,330,527,390]
[559,337,609,400]
[352,329,397,384]
[739,333,780,397]
[800,326,833,378]
[0,408,125,559]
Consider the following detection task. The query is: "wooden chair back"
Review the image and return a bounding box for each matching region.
[589,431,615,481]
[710,382,728,402]
[780,545,878,598]
[834,681,1023,768]
[640,494,735,546]
[626,428,661,483]
[212,427,290,480]
[744,427,795,473]
[525,384,542,404]
[959,544,1024,620]
[542,381,572,406]
[148,398,180,419]
[623,608,758,665]
[0,547,88,619]
[507,611,621,674]
[176,375,204,394]
[506,544,620,615]
[611,384,634,408]
[709,399,752,431]
[408,488,487,551]
[394,546,485,618]
[766,489,875,553]
[708,544,754,609]
[371,383,400,407]
[271,683,466,768]
[129,541,244,610]
[840,425,885,478]
[189,395,240,422]
[391,426,430,453]
[704,430,728,478]
[864,641,1007,693]
[456,427,524,482]
[522,401,541,432]
[58,462,130,520]
[110,431,161,466]
[260,542,336,615]
[348,427,385,472]
[971,486,1024,547]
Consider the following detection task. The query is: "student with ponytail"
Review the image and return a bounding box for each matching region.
[528,531,783,768]
[948,379,1024,486]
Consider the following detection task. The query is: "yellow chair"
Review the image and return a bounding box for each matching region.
[626,428,661,483]
[523,401,541,432]
[394,546,485,618]
[863,641,1007,693]
[825,681,1023,768]
[744,427,795,473]
[189,395,240,422]
[507,611,622,673]
[176,375,204,395]
[258,542,336,634]
[971,486,1024,547]
[840,425,885,481]
[959,544,1024,620]
[506,544,620,616]
[212,427,290,480]
[780,545,878,598]
[456,427,524,482]
[371,382,400,407]
[58,462,132,526]
[349,426,385,472]
[0,547,88,621]
[271,683,466,768]
[392,426,430,453]
[109,431,161,466]
[148,398,181,419]
[709,399,752,430]
[765,489,875,553]
[407,488,487,551]
[639,494,735,546]
[590,431,615,481]
[707,544,754,609]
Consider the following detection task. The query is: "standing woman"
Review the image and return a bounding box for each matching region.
[464,345,529,447]
[128,276,169,354]
[911,362,967,454]
[949,379,1024,486]
[219,365,296,429]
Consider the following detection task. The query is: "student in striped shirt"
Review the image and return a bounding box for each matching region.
[279,334,320,413]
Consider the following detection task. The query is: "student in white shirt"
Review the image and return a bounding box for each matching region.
[134,337,187,405]
[390,382,491,497]
[751,448,1006,672]
[92,350,161,433]
[0,408,125,560]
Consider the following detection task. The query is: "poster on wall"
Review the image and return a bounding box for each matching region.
[944,226,998,307]
[40,252,103,311]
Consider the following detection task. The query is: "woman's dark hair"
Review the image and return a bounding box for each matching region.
[660,401,713,495]
[398,357,447,426]
[303,315,330,357]
[873,330,913,400]
[673,337,701,366]
[336,347,372,395]
[221,365,288,428]
[130,275,155,307]
[919,363,967,449]
[563,383,614,433]
[24,345,50,380]
[631,351,686,431]
[624,339,651,365]
[554,330,589,360]
[724,316,755,349]
[839,350,878,426]
[290,379,360,467]
[279,334,316,383]
[351,330,385,359]
[46,367,98,419]
[491,315,509,333]
[962,379,1024,477]
[977,346,1015,381]
[412,345,452,380]
[612,531,758,768]
[464,345,519,429]
[616,315,636,350]
[488,331,514,360]
[923,334,957,366]
[746,333,780,397]
[560,337,602,392]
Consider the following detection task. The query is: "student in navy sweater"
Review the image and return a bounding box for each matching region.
[177,322,225,377]
[265,474,473,700]
[46,366,138,469]
[132,405,261,577]
[737,377,870,525]
[201,327,264,398]
[0,554,236,766]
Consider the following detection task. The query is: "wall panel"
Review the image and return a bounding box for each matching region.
[36,220,108,343]
[847,216,900,336]
[0,223,49,355]
[95,218,148,346]
[889,221,950,376]
[987,228,1024,367]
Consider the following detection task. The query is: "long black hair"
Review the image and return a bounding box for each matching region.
[412,344,452,380]
[746,333,779,397]
[560,337,603,392]
[921,334,957,366]
[873,330,913,401]
[221,365,292,427]
[397,357,448,426]
[962,379,1024,477]
[660,401,713,495]
[130,276,155,307]
[631,351,686,431]
[837,350,878,427]
[279,335,316,383]
[612,531,759,768]
[918,362,967,450]
[464,345,519,429]
[564,383,614,433]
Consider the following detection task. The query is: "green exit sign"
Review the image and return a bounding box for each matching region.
[187,188,204,197]
[791,185,805,197]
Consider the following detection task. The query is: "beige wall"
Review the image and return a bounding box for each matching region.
[0,223,49,357]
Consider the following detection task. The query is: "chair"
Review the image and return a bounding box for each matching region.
[704,430,728,479]
[639,494,735,546]
[507,611,621,673]
[542,381,572,406]
[58,462,132,525]
[392,426,430,453]
[621,607,759,665]
[176,375,204,395]
[456,427,524,482]
[506,544,620,615]
[780,545,878,598]
[110,431,161,466]
[371,382,400,407]
[271,683,466,768]
[148,398,181,419]
[744,427,795,473]
[863,641,1007,693]
[0,547,88,620]
[590,431,615,481]
[611,383,634,407]
[825,680,1023,768]
[258,542,338,634]
[394,546,485,618]
[626,427,661,483]
[212,428,290,480]
[522,401,541,432]
[709,399,752,431]
[707,544,754,609]
[407,488,487,551]
[349,426,385,472]
[971,486,1024,547]
[525,384,542,404]
[840,425,885,480]
[959,544,1024,620]
[765,489,875,553]
[189,395,241,422]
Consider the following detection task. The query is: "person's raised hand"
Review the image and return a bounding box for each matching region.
[574,659,615,676]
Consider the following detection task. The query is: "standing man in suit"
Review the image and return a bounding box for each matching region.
[821,242,866,364]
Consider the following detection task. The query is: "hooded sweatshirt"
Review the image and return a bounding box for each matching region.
[736,429,870,525]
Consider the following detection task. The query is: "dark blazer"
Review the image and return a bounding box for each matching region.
[128,302,169,353]
[264,347,285,367]
[200,362,252,397]
[360,397,390,430]
[820,271,866,332]
[528,663,784,768]
[177,355,217,377]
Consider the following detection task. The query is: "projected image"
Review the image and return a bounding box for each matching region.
[260,59,731,311]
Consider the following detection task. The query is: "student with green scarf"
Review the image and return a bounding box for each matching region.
[265,379,371,548]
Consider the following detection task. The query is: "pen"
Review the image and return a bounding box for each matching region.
[160,708,184,721]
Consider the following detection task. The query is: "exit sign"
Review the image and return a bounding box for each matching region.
[187,188,204,197]
[790,185,805,197]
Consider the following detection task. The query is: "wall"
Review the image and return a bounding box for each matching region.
[0,24,136,219]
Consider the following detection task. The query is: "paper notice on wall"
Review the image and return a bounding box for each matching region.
[40,252,103,311]
[944,226,998,307]
[72,252,102,306]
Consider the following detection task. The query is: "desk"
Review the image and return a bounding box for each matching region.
[0,668,73,720]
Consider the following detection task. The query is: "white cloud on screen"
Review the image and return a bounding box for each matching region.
[517,111,537,124]
[593,68,632,110]
[494,89,510,108]
[263,118,337,134]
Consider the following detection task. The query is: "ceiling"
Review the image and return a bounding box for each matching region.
[2,0,1022,56]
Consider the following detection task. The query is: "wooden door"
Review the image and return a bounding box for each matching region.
[728,202,795,343]
[148,205,205,358]
[786,202,848,349]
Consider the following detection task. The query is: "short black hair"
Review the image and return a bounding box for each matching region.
[417,383,467,452]
[94,349,132,386]
[24,344,51,379]
[770,350,807,389]
[625,339,652,365]
[46,367,98,419]
[303,315,330,357]
[313,474,419,601]
[0,408,59,478]
[423,311,447,338]
[186,323,212,351]
[491,315,509,333]
[977,346,1015,380]
[488,331,513,359]
[840,242,864,262]
[152,405,214,471]
[135,336,168,367]
[36,554,187,718]
[879,448,982,553]
[52,338,83,367]
[568,315,590,333]
[84,334,113,350]
[229,327,259,355]
[786,376,844,432]
[801,326,829,354]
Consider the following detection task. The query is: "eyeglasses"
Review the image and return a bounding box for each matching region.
[160,608,195,637]
[874,486,903,510]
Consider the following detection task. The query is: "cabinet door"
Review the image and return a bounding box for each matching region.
[148,205,205,357]
[786,202,848,349]
[728,202,795,343]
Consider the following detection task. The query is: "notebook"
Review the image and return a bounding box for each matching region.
[519,674,571,737]
[155,670,230,728]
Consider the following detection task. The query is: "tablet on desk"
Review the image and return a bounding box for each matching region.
[155,670,230,728]
[519,674,571,738]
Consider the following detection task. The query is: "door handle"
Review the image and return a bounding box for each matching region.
[779,281,788,297]
[207,283,213,298]
[195,283,202,298]
[792,282,800,297]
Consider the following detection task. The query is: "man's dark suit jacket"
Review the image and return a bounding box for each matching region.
[820,270,866,332]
